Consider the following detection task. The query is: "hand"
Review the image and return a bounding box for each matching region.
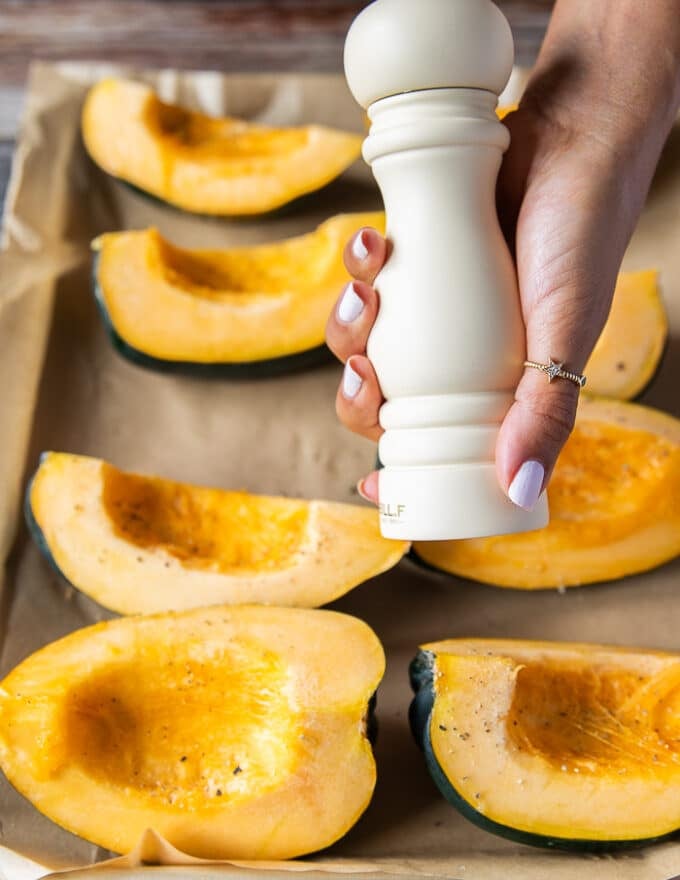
[326,2,680,509]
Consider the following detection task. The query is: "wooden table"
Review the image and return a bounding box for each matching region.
[0,0,553,209]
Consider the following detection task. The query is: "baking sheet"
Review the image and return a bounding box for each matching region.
[1,62,680,880]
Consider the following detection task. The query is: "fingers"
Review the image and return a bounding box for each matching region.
[326,280,379,364]
[335,355,384,443]
[343,227,388,285]
[497,275,610,510]
[496,369,579,510]
[357,470,379,504]
[328,225,387,450]
[327,225,386,363]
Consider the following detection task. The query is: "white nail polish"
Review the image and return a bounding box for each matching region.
[357,478,370,501]
[337,282,365,323]
[508,460,545,511]
[343,361,363,398]
[352,232,369,261]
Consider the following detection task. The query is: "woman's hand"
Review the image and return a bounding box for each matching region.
[326,0,680,510]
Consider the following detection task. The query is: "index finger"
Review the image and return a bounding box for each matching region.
[344,227,388,286]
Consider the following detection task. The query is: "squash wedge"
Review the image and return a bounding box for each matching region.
[26,452,407,615]
[91,213,659,382]
[0,604,384,858]
[410,638,680,850]
[413,397,680,588]
[586,270,667,399]
[92,212,385,373]
[81,78,363,215]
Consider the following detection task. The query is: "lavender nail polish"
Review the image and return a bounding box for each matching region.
[508,460,545,511]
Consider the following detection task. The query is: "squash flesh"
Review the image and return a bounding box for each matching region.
[28,452,407,614]
[422,639,680,843]
[146,99,310,159]
[94,212,385,363]
[0,606,384,858]
[82,79,363,215]
[414,398,680,588]
[151,215,364,296]
[507,662,680,773]
[544,421,676,541]
[585,270,666,399]
[102,463,309,572]
[55,642,296,803]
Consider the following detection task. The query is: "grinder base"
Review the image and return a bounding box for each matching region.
[377,463,549,541]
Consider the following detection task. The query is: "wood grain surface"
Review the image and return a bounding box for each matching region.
[0,0,552,83]
[0,0,554,209]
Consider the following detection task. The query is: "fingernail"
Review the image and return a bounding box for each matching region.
[508,460,545,511]
[337,282,364,323]
[357,478,371,501]
[342,359,363,398]
[352,231,369,261]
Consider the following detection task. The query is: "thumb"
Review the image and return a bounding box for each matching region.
[496,277,615,511]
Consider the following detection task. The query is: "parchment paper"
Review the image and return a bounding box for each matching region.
[1,62,680,880]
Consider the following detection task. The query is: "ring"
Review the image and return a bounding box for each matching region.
[523,357,586,388]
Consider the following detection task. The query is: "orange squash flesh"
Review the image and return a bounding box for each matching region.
[100,462,310,573]
[93,212,385,365]
[412,639,680,847]
[414,397,680,588]
[0,605,384,858]
[82,78,363,215]
[27,452,408,614]
[586,270,667,399]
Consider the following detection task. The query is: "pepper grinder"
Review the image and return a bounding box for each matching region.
[344,0,549,540]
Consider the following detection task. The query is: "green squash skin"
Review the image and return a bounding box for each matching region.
[409,649,675,852]
[118,177,359,222]
[366,692,378,747]
[91,254,334,378]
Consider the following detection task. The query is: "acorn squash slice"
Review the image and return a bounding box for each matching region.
[92,211,385,374]
[0,604,384,859]
[92,210,663,381]
[413,397,680,588]
[586,270,667,399]
[81,78,363,216]
[410,638,680,850]
[27,452,407,615]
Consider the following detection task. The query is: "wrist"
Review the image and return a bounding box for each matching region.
[525,0,680,159]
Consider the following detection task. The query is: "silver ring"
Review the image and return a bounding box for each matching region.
[523,357,586,388]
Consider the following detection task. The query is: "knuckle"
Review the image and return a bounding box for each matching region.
[324,320,343,359]
[335,389,351,423]
[528,263,615,336]
[517,386,577,446]
[540,407,576,446]
[335,384,381,439]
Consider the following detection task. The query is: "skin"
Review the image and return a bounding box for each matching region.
[327,0,680,507]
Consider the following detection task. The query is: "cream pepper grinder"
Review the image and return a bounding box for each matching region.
[343,0,550,541]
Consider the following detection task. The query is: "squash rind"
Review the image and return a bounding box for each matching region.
[26,452,408,614]
[410,642,680,851]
